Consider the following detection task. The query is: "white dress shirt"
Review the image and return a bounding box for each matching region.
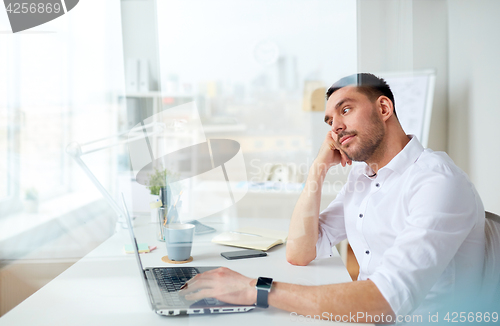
[316,136,485,320]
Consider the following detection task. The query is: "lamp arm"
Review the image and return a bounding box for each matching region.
[64,121,165,228]
[66,142,126,226]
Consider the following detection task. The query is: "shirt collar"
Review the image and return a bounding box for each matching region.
[363,135,424,178]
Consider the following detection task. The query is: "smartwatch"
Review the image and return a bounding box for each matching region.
[255,277,273,308]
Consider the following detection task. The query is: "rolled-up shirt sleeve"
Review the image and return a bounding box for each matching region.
[316,187,347,259]
[369,164,482,316]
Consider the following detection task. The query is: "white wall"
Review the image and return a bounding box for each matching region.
[448,0,500,214]
[357,0,449,152]
[358,0,500,214]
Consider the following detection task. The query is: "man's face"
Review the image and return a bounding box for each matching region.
[324,86,385,162]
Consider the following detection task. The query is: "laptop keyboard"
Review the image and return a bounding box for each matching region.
[154,267,196,292]
[153,267,219,306]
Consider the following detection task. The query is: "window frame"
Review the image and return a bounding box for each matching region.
[0,41,22,216]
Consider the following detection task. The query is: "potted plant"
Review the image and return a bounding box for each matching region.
[147,168,178,206]
[146,168,174,197]
[146,168,180,222]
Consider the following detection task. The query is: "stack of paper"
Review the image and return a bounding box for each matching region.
[212,227,288,251]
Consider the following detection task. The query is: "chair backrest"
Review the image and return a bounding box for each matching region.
[483,211,500,305]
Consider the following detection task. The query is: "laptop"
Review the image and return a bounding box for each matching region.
[120,194,255,316]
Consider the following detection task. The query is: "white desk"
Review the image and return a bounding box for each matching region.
[0,216,370,325]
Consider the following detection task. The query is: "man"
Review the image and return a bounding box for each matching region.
[180,73,485,323]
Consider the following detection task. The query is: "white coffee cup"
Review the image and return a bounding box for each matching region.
[163,223,195,261]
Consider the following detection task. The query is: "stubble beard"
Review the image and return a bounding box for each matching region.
[339,110,385,162]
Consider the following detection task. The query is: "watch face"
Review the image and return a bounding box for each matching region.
[257,277,273,290]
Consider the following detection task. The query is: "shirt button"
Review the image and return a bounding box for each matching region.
[365,250,370,255]
[359,214,363,218]
[375,183,380,187]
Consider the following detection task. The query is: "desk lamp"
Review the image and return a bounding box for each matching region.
[66,122,164,228]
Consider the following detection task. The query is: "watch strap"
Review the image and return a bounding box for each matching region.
[256,285,270,308]
[255,277,273,308]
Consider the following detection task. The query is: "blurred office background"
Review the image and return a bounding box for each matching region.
[0,0,499,316]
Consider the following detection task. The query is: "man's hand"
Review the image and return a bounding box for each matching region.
[181,267,394,322]
[316,130,352,169]
[179,267,257,306]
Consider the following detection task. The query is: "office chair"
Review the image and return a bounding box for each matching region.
[483,211,500,306]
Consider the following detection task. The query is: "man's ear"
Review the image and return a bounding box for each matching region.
[377,96,394,122]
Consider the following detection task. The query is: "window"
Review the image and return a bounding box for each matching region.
[156,0,357,176]
[0,0,124,218]
[0,39,20,214]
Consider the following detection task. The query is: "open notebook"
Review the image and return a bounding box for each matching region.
[212,227,288,251]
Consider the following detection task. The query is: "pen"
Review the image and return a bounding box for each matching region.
[164,190,183,226]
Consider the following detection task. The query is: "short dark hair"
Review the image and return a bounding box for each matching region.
[326,73,397,118]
